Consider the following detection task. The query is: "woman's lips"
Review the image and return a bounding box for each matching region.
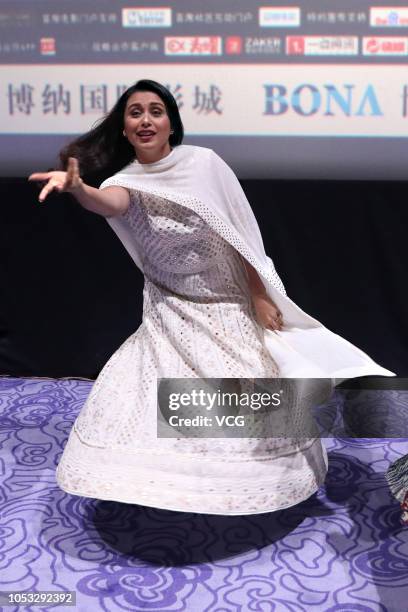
[137,132,155,141]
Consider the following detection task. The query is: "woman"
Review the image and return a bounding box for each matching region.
[29,80,394,515]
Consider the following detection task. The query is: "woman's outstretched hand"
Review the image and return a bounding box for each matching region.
[252,293,283,332]
[28,157,83,203]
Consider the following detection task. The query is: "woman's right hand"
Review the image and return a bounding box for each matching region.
[28,157,84,203]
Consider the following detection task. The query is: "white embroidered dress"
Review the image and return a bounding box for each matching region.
[56,145,394,515]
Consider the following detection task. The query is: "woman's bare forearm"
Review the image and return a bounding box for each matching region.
[241,256,283,329]
[72,184,130,218]
[29,159,130,217]
[242,257,267,296]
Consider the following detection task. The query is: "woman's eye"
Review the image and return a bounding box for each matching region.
[130,110,162,117]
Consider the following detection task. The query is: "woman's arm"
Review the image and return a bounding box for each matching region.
[70,183,130,218]
[242,258,283,331]
[28,157,129,218]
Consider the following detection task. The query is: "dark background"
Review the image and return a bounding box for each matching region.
[1,177,407,379]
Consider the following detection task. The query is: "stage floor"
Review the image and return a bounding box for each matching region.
[0,376,407,611]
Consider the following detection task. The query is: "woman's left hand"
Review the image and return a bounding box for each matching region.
[252,293,283,331]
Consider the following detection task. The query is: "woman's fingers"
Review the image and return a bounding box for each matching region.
[28,170,55,202]
[267,315,283,332]
[28,172,53,182]
[38,181,56,202]
[29,167,76,202]
[38,179,63,202]
[252,294,284,332]
[69,157,79,174]
[66,157,80,188]
[65,157,75,184]
[265,319,278,332]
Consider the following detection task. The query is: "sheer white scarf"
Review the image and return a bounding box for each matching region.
[100,144,394,380]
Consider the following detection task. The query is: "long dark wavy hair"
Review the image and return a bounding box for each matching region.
[59,79,184,185]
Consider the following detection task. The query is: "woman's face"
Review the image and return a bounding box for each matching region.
[123,91,172,161]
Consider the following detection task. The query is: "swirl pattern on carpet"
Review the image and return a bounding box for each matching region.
[0,377,407,612]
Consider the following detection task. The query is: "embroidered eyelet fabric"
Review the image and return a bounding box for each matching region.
[56,191,328,515]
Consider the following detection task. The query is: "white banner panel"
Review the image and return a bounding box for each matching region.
[1,64,408,137]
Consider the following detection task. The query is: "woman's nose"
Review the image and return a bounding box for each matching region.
[141,113,151,125]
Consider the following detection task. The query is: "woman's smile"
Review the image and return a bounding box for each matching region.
[137,130,156,142]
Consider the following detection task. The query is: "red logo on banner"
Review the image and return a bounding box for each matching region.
[286,36,305,55]
[366,38,380,53]
[364,36,407,54]
[225,36,243,54]
[164,36,222,55]
[166,38,186,53]
[40,38,56,55]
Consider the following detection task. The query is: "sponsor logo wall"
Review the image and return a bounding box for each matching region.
[1,4,408,62]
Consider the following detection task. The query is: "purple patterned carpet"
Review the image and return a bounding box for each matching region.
[0,376,408,612]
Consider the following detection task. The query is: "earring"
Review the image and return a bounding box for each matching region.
[122,130,126,137]
[170,130,174,134]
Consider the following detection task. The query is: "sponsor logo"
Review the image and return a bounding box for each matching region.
[164,36,222,55]
[363,36,408,54]
[370,7,408,27]
[225,36,243,54]
[40,37,56,55]
[122,7,172,28]
[286,35,358,55]
[259,7,300,27]
[263,83,383,117]
[245,37,281,54]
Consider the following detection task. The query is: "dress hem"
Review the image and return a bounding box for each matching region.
[55,473,327,516]
[55,432,329,515]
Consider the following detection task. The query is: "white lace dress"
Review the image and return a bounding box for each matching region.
[56,190,328,515]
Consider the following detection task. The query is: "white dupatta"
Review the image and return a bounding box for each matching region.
[100,144,394,381]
